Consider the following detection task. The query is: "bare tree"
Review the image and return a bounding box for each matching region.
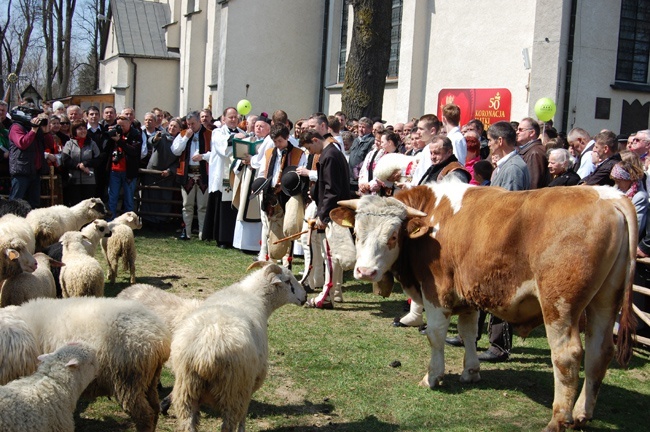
[0,0,13,98]
[340,0,392,120]
[53,0,76,97]
[41,0,54,99]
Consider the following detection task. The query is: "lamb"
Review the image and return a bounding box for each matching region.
[25,197,107,250]
[0,213,36,254]
[373,152,417,183]
[0,312,39,385]
[102,211,142,284]
[7,296,171,432]
[0,342,98,432]
[43,219,112,297]
[117,284,202,334]
[1,252,59,307]
[0,238,37,283]
[59,231,104,298]
[166,262,306,432]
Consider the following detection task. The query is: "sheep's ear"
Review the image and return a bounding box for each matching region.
[127,215,134,223]
[6,249,19,261]
[246,261,272,271]
[37,353,51,362]
[65,358,80,368]
[81,235,92,248]
[264,264,284,287]
[48,257,65,268]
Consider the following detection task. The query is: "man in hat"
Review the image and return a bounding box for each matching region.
[256,124,306,262]
[300,130,351,309]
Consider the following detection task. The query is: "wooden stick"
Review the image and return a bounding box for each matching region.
[273,230,309,244]
[139,168,164,175]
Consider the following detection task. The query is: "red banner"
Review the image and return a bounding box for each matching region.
[437,88,512,129]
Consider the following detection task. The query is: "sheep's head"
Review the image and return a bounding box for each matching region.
[2,238,37,278]
[247,261,307,310]
[82,198,108,219]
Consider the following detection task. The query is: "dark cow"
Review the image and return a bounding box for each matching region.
[331,181,636,432]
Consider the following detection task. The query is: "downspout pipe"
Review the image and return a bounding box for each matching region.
[561,0,577,133]
[130,57,138,111]
[318,0,330,112]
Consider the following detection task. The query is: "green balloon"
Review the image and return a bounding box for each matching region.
[534,97,556,122]
[237,99,252,116]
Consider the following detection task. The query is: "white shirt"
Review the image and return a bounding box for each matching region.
[447,126,467,166]
[577,140,596,179]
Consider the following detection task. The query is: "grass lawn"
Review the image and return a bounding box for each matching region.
[75,229,650,431]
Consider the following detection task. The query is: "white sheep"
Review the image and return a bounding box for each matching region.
[0,312,39,385]
[0,342,98,432]
[167,262,307,432]
[1,252,58,307]
[117,284,202,334]
[59,231,104,298]
[0,238,37,283]
[103,211,142,284]
[7,296,171,432]
[26,197,107,250]
[373,152,417,183]
[0,213,36,254]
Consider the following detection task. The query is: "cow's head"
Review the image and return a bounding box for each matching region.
[331,195,428,283]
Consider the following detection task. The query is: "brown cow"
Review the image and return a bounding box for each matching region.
[331,181,637,432]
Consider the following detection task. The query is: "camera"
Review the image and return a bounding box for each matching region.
[107,125,123,138]
[38,118,49,127]
[112,149,124,164]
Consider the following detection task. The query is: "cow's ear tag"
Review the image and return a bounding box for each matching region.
[406,218,429,239]
[341,216,354,228]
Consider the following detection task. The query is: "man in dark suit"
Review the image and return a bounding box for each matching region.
[516,117,549,189]
[580,131,620,186]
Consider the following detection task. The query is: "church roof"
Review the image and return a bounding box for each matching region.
[110,0,179,59]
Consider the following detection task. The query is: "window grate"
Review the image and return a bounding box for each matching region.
[616,0,650,83]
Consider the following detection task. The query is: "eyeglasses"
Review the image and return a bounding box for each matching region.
[517,127,533,132]
[632,138,648,143]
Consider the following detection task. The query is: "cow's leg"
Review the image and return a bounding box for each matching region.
[572,296,618,427]
[543,317,583,432]
[457,310,480,383]
[419,303,451,388]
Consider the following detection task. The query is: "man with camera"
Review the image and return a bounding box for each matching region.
[104,115,142,219]
[8,108,56,208]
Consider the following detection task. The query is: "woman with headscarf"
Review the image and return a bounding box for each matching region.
[611,150,648,237]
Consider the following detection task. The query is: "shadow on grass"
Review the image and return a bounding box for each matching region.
[436,366,649,431]
[262,414,399,432]
[103,275,182,297]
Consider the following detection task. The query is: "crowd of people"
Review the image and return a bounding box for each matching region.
[2,98,649,360]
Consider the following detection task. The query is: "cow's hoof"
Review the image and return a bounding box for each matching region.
[569,416,590,429]
[418,373,442,388]
[459,369,480,383]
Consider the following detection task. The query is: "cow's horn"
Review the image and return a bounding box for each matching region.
[337,199,359,210]
[405,206,427,218]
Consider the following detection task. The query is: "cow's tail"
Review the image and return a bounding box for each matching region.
[613,198,637,367]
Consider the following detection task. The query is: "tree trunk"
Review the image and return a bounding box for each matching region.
[341,0,392,120]
[42,0,54,99]
[60,0,76,97]
[0,0,13,99]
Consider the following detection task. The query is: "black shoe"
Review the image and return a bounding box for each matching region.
[392,316,409,327]
[445,335,464,347]
[478,350,509,363]
[178,230,189,241]
[418,324,428,334]
[301,282,315,294]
